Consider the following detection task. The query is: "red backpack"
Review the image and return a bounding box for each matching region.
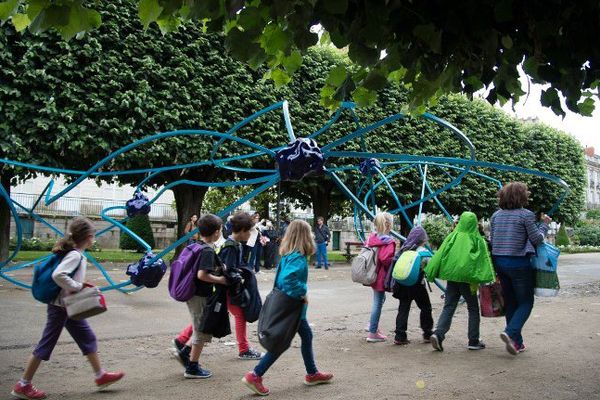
[168,243,207,302]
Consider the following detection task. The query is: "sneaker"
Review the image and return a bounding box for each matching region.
[430,334,443,352]
[422,333,432,343]
[393,338,410,345]
[500,332,518,355]
[315,266,322,269]
[304,371,334,386]
[239,348,263,360]
[366,331,387,342]
[184,363,212,379]
[242,371,269,396]
[516,343,527,353]
[95,371,125,390]
[11,383,47,400]
[468,340,486,350]
[171,341,190,368]
[172,338,185,352]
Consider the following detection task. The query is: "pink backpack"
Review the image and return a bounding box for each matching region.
[168,243,207,302]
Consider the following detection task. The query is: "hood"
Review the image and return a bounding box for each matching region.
[456,211,478,233]
[367,232,394,247]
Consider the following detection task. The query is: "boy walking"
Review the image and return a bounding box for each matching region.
[184,214,227,378]
[220,212,263,360]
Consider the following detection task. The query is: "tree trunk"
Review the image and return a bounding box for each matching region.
[0,172,12,262]
[309,181,334,222]
[172,185,209,259]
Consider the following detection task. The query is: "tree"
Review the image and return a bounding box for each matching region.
[0,0,284,258]
[555,223,570,246]
[119,214,155,252]
[1,0,598,116]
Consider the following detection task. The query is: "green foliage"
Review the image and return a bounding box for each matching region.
[119,215,155,252]
[586,209,600,220]
[574,224,600,246]
[421,215,453,249]
[8,237,54,251]
[555,224,570,246]
[1,1,599,115]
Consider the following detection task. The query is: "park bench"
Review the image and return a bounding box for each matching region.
[343,241,364,262]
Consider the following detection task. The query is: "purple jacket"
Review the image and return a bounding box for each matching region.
[490,208,548,256]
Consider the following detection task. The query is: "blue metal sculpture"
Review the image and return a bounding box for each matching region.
[0,100,570,293]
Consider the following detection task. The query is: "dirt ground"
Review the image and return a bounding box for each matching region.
[1,257,600,400]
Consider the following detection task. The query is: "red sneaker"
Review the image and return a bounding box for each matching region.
[242,372,269,396]
[304,371,334,386]
[11,382,47,400]
[95,371,125,390]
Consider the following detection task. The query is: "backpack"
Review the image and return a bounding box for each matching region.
[392,250,432,286]
[351,246,379,285]
[32,252,81,304]
[168,243,207,302]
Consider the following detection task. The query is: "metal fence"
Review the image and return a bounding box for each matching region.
[10,192,177,221]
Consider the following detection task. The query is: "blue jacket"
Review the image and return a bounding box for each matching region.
[275,251,308,319]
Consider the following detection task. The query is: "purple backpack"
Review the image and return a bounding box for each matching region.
[168,243,207,302]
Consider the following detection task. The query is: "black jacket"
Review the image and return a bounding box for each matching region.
[314,224,330,244]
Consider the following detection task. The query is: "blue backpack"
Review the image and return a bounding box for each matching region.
[32,253,81,303]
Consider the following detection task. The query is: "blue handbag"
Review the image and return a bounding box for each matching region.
[530,242,560,272]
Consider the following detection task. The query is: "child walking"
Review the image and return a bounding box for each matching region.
[366,212,396,342]
[171,212,263,364]
[242,220,333,396]
[219,212,263,360]
[183,214,228,379]
[392,226,433,345]
[424,211,495,352]
[11,217,124,400]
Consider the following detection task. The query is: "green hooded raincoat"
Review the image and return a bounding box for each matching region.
[424,212,494,285]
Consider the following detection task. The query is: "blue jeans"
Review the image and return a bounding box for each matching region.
[249,244,262,273]
[434,281,480,342]
[496,265,535,346]
[369,290,386,334]
[316,242,329,268]
[253,319,317,376]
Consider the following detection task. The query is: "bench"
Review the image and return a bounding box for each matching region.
[343,241,364,262]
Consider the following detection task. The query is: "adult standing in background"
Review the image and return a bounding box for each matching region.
[314,217,331,270]
[490,182,552,355]
[184,214,199,245]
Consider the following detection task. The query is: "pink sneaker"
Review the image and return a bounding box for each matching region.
[305,371,334,386]
[366,331,387,342]
[95,371,125,390]
[242,371,269,396]
[11,382,47,400]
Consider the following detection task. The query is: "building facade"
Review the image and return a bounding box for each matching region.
[584,147,600,209]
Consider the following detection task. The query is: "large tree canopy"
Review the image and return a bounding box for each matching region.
[0,0,598,116]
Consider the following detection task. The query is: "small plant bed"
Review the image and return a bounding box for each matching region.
[557,245,600,254]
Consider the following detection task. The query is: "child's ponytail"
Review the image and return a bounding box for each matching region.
[52,217,95,255]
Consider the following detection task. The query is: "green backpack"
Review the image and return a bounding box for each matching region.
[392,250,432,286]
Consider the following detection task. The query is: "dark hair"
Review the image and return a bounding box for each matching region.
[316,216,324,222]
[197,214,223,237]
[230,212,254,233]
[52,217,95,255]
[498,182,529,209]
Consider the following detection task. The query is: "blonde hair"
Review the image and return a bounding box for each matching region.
[52,217,95,255]
[373,212,393,234]
[279,220,315,256]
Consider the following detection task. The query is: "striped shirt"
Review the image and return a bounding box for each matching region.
[490,208,548,256]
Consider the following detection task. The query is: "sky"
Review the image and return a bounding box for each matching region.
[488,78,600,151]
